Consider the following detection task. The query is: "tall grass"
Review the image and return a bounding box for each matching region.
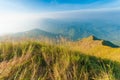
[0,40,120,80]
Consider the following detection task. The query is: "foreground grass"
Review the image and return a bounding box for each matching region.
[0,40,120,80]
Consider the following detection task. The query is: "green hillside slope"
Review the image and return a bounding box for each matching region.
[0,40,120,80]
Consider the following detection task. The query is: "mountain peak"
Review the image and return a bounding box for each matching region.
[87,35,100,40]
[28,28,42,32]
[79,35,119,48]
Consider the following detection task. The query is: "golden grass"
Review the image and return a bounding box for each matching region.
[68,36,120,62]
[0,37,119,80]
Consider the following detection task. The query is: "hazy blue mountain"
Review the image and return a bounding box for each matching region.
[0,27,119,47]
[14,29,62,38]
[38,18,120,45]
[1,15,120,45]
[0,29,64,40]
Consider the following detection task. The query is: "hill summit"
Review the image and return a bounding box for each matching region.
[77,35,119,48]
[70,35,120,62]
[85,35,101,40]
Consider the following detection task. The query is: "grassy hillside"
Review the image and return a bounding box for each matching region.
[0,38,120,80]
[69,36,120,62]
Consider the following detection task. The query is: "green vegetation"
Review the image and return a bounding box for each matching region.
[70,36,120,62]
[0,39,120,80]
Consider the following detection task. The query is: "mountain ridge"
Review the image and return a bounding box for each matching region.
[0,29,119,48]
[76,35,119,48]
[38,18,120,45]
[0,28,65,40]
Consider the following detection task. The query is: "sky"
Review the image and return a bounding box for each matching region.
[0,0,120,35]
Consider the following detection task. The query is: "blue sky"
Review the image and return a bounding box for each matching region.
[0,0,120,35]
[0,0,119,12]
[17,0,118,12]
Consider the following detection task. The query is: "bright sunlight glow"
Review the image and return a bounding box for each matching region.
[0,13,43,35]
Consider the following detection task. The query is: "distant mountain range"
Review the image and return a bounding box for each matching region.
[1,17,120,45]
[38,18,120,45]
[0,28,119,47]
[0,29,64,40]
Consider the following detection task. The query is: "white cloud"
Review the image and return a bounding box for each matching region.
[0,0,42,35]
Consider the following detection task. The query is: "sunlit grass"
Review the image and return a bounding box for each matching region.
[69,36,120,62]
[0,38,120,80]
